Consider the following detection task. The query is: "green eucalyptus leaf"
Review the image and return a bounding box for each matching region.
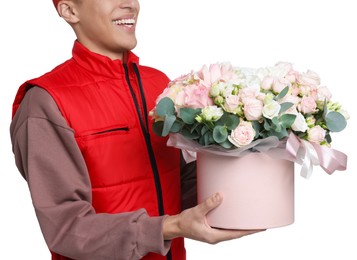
[251,121,261,138]
[275,86,289,100]
[226,115,240,130]
[181,128,200,139]
[325,111,347,132]
[180,107,202,124]
[280,114,297,128]
[171,120,183,133]
[203,132,211,146]
[268,128,288,140]
[220,140,234,149]
[264,119,271,131]
[201,125,209,136]
[162,114,177,136]
[156,97,175,117]
[190,121,201,133]
[198,135,205,146]
[271,117,281,132]
[279,102,294,114]
[152,121,164,136]
[216,113,240,130]
[213,125,228,143]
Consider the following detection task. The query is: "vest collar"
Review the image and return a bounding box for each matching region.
[72,40,140,78]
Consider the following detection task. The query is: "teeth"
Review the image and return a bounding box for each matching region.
[112,18,136,25]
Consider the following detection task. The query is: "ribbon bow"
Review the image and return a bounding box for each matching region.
[286,133,347,179]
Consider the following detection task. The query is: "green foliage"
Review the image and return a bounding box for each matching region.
[325,111,347,132]
[155,97,175,117]
[213,126,228,144]
[180,108,202,124]
[216,112,240,130]
[275,86,289,100]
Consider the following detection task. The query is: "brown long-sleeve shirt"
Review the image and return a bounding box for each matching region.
[10,87,196,259]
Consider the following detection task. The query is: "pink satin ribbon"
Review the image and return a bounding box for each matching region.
[286,133,347,178]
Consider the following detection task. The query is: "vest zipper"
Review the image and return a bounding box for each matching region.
[123,63,172,260]
[123,63,165,215]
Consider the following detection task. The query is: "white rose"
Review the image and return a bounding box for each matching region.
[201,106,224,121]
[222,84,235,97]
[262,100,281,119]
[266,62,292,79]
[291,112,308,132]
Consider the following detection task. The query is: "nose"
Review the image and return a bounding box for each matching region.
[119,0,140,10]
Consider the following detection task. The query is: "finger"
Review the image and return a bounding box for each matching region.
[197,192,222,215]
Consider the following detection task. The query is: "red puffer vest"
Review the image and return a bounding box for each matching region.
[12,41,185,260]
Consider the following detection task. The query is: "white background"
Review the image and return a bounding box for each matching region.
[1,0,356,259]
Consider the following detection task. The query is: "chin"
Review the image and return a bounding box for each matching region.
[123,40,138,51]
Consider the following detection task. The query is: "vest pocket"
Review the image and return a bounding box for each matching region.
[91,127,129,135]
[76,125,131,155]
[76,125,130,142]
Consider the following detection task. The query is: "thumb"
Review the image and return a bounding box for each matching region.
[197,192,223,216]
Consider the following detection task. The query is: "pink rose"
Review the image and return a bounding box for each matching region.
[156,84,181,102]
[228,121,256,147]
[261,76,274,90]
[273,78,291,93]
[169,72,192,85]
[183,84,213,109]
[224,95,240,113]
[242,97,263,120]
[307,125,326,144]
[219,63,234,81]
[285,70,300,83]
[198,65,216,86]
[309,86,319,101]
[298,85,311,96]
[291,84,300,96]
[298,70,321,86]
[298,96,317,114]
[198,63,234,86]
[239,87,257,99]
[256,92,266,102]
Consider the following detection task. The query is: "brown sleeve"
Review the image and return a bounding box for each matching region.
[10,87,171,260]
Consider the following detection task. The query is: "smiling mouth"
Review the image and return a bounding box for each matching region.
[112,18,136,27]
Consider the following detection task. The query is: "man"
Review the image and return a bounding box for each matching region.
[10,0,262,259]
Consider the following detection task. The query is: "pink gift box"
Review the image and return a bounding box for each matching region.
[197,151,295,230]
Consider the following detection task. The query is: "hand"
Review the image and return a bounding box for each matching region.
[163,192,265,244]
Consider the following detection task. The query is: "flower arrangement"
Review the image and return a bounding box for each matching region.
[151,62,349,150]
[150,61,349,228]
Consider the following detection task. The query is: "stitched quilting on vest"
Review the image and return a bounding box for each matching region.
[12,41,185,260]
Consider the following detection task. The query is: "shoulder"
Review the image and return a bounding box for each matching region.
[13,87,69,129]
[28,59,80,87]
